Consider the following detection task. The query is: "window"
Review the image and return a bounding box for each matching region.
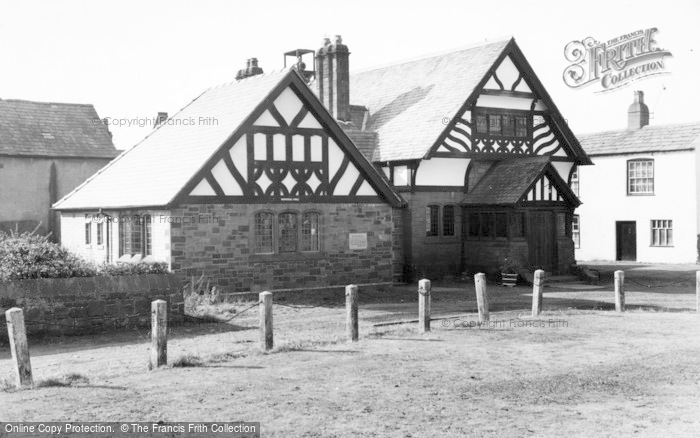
[278,213,298,253]
[474,112,528,139]
[628,160,654,194]
[651,220,672,247]
[96,222,103,246]
[443,205,455,236]
[85,222,91,245]
[254,211,321,255]
[254,212,274,254]
[301,212,320,252]
[119,214,152,256]
[468,212,509,239]
[572,215,580,248]
[570,167,579,197]
[426,205,439,236]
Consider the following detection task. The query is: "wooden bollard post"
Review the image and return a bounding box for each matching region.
[696,271,700,313]
[532,269,545,317]
[259,292,273,351]
[5,308,33,388]
[614,270,625,312]
[150,300,167,368]
[346,285,359,342]
[474,273,489,322]
[418,279,431,333]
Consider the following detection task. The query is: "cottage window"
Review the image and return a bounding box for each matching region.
[572,215,580,248]
[119,214,152,257]
[301,212,320,252]
[278,213,298,253]
[468,212,480,237]
[494,213,507,238]
[254,212,274,254]
[510,213,525,238]
[628,160,654,195]
[443,205,455,236]
[426,205,439,236]
[651,220,672,247]
[468,211,512,239]
[570,167,579,197]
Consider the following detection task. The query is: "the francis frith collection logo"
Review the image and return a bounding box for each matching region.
[563,27,672,93]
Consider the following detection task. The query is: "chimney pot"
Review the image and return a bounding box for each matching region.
[236,58,264,80]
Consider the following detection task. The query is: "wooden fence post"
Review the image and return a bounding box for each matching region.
[5,308,33,388]
[532,269,545,317]
[418,279,431,333]
[346,285,358,342]
[259,292,273,351]
[474,273,489,322]
[150,300,167,368]
[615,270,625,312]
[696,271,700,313]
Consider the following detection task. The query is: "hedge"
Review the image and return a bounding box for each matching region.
[0,229,168,281]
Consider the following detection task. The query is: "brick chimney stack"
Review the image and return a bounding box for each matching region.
[628,90,649,130]
[316,35,350,122]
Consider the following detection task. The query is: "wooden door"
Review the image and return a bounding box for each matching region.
[616,221,636,261]
[527,211,555,272]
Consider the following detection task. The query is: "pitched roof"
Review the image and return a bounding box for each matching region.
[463,156,578,206]
[54,70,403,210]
[348,39,511,162]
[0,99,118,158]
[54,71,290,210]
[577,122,700,156]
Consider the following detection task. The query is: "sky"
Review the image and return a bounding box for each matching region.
[0,0,698,151]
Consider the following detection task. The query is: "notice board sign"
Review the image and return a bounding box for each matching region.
[348,233,368,250]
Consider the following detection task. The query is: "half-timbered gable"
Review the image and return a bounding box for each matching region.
[177,73,399,206]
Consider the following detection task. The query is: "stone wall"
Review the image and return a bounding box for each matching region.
[0,274,184,338]
[169,203,395,292]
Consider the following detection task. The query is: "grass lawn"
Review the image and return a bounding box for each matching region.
[1,264,699,437]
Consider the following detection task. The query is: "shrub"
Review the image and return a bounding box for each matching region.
[0,228,169,281]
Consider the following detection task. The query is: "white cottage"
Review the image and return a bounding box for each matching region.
[575,91,700,263]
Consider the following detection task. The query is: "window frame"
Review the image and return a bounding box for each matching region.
[253,210,323,256]
[84,222,92,246]
[650,219,673,247]
[572,215,580,249]
[569,166,579,198]
[472,109,531,141]
[118,214,152,257]
[467,211,511,240]
[442,205,455,236]
[627,159,654,196]
[426,205,439,237]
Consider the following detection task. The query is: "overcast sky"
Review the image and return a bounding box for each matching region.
[0,0,697,150]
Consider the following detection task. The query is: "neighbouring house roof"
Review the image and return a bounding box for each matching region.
[346,39,511,162]
[0,99,118,158]
[463,156,579,206]
[54,69,403,210]
[577,122,700,156]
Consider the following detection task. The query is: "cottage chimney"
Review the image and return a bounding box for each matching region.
[316,35,350,122]
[155,112,168,128]
[628,90,649,130]
[236,58,264,80]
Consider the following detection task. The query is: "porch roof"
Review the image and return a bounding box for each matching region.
[462,157,579,207]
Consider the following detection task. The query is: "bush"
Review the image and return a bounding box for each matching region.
[0,228,169,281]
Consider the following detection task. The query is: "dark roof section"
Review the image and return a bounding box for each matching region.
[577,122,700,156]
[463,157,579,207]
[0,99,118,158]
[345,130,378,162]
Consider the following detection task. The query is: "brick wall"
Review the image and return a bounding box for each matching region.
[0,273,184,338]
[463,239,529,275]
[400,191,464,279]
[169,203,395,292]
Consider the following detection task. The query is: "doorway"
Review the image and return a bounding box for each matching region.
[616,221,636,261]
[527,211,555,272]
